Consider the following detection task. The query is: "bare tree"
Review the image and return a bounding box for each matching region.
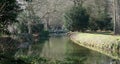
[70,0,86,6]
[29,0,73,30]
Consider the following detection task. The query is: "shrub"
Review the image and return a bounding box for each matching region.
[64,6,89,32]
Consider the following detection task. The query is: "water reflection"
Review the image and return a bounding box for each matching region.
[1,36,120,64]
[40,36,68,59]
[15,36,120,64]
[0,37,27,64]
[15,38,48,58]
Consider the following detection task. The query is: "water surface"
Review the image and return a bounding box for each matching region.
[1,36,120,64]
[15,36,120,64]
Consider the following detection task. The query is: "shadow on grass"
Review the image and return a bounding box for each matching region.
[85,31,113,35]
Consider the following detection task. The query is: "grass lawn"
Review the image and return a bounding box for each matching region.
[85,31,113,35]
[70,32,120,60]
[71,32,120,50]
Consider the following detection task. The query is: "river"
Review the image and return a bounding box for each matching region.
[1,36,120,64]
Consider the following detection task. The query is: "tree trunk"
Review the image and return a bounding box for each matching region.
[28,22,32,34]
[113,0,120,35]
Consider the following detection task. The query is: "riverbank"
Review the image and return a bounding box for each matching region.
[70,32,120,60]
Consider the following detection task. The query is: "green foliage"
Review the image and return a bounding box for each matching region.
[16,22,45,34]
[15,55,85,64]
[64,6,89,32]
[89,13,113,31]
[31,24,44,33]
[0,0,21,34]
[40,30,49,37]
[15,22,28,33]
[17,10,45,34]
[64,5,113,32]
[18,55,48,64]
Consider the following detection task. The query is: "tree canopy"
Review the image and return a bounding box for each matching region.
[0,0,21,34]
[64,6,89,31]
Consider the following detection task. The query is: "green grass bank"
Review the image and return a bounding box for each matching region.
[70,32,120,60]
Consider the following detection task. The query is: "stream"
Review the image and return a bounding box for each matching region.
[1,35,120,64]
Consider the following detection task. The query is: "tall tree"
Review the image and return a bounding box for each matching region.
[113,0,120,35]
[64,6,89,31]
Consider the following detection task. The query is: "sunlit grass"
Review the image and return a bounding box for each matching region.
[70,32,120,60]
[72,32,120,50]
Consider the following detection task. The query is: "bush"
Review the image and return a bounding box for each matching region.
[88,11,113,31]
[64,6,89,32]
[40,31,49,37]
[31,24,44,34]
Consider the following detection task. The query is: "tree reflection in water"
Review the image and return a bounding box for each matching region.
[0,37,27,64]
[1,36,120,64]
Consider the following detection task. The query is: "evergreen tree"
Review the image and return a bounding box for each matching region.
[64,6,89,31]
[0,0,21,34]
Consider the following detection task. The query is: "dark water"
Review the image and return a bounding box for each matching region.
[1,36,120,64]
